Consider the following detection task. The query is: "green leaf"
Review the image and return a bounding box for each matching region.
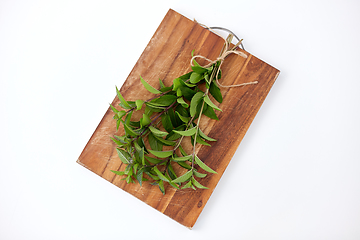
[149,126,168,137]
[111,170,125,176]
[209,81,223,103]
[161,114,173,133]
[116,86,131,109]
[203,104,219,120]
[204,95,222,111]
[144,105,154,116]
[184,81,196,88]
[136,168,144,186]
[193,170,207,178]
[158,180,165,195]
[123,124,139,137]
[114,135,127,144]
[110,104,119,114]
[181,180,193,189]
[176,88,182,97]
[167,176,179,188]
[179,71,192,81]
[177,161,192,170]
[147,173,160,181]
[160,86,172,92]
[126,175,134,183]
[189,72,203,84]
[126,101,137,108]
[151,95,177,106]
[146,102,167,107]
[124,111,132,125]
[133,151,140,164]
[172,170,193,183]
[125,164,132,175]
[194,155,217,174]
[117,110,126,119]
[176,104,190,117]
[148,132,163,151]
[205,81,210,89]
[172,155,192,162]
[172,78,185,91]
[167,164,177,180]
[129,120,140,128]
[153,135,176,146]
[141,113,151,126]
[116,148,131,164]
[166,124,185,141]
[154,167,170,182]
[195,135,211,146]
[159,78,165,88]
[177,97,189,108]
[191,50,200,66]
[116,119,121,131]
[133,163,139,174]
[140,76,161,94]
[139,147,145,165]
[135,99,144,110]
[176,111,190,123]
[169,181,180,190]
[173,127,197,136]
[145,102,166,110]
[190,92,204,117]
[145,156,163,164]
[148,149,173,158]
[178,144,188,157]
[198,128,216,141]
[138,137,147,153]
[204,74,210,84]
[191,65,208,74]
[110,137,125,146]
[133,141,141,152]
[168,108,180,127]
[192,177,209,189]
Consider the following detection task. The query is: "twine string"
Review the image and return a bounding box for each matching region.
[190,22,258,88]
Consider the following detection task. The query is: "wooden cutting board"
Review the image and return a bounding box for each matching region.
[77,9,279,228]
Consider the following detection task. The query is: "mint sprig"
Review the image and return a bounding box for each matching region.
[109,35,242,194]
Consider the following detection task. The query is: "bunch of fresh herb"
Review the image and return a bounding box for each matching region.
[110,36,239,194]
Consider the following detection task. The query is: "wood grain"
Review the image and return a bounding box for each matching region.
[77,9,280,228]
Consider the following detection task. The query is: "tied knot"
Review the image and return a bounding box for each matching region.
[190,24,258,88]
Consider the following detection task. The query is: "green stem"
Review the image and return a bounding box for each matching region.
[191,90,207,168]
[190,58,222,168]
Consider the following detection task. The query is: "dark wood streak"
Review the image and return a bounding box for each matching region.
[158,20,198,83]
[100,143,115,177]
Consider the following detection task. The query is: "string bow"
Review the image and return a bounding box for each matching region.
[190,25,258,88]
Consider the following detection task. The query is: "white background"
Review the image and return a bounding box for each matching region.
[1,0,359,239]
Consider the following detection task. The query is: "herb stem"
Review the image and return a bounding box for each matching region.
[191,56,223,168]
[132,101,178,143]
[191,90,207,168]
